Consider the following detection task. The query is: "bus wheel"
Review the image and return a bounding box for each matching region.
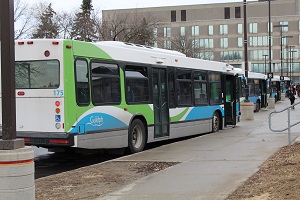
[212,112,220,133]
[128,119,146,154]
[255,101,260,112]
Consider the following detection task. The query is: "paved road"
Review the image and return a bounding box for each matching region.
[98,98,300,200]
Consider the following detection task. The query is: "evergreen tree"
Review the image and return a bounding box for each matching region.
[71,0,97,42]
[32,3,59,39]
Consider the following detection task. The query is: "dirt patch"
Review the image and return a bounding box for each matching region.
[35,161,179,200]
[226,143,300,200]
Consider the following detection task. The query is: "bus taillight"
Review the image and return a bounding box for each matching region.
[49,139,69,145]
[55,101,60,106]
[18,42,24,45]
[24,138,30,142]
[44,50,50,57]
[66,45,72,49]
[27,41,33,45]
[52,41,59,45]
[17,91,25,96]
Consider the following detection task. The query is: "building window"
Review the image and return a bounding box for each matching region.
[268,22,273,33]
[224,7,230,19]
[164,27,171,37]
[181,10,186,21]
[171,10,176,22]
[280,21,289,32]
[220,38,228,48]
[249,23,258,33]
[180,27,185,36]
[238,37,243,47]
[235,7,241,18]
[199,38,214,48]
[164,40,172,49]
[208,25,214,35]
[238,23,242,34]
[220,24,228,35]
[192,26,199,36]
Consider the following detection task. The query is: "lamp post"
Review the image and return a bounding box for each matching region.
[287,45,295,78]
[263,54,268,75]
[243,0,249,102]
[290,49,297,81]
[273,24,289,77]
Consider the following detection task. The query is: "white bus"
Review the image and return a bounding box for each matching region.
[0,39,240,153]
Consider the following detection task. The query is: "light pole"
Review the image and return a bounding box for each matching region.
[243,0,249,102]
[290,49,297,81]
[263,54,268,75]
[273,24,289,77]
[287,45,295,78]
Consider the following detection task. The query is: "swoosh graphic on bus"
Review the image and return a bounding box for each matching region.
[185,106,224,120]
[170,108,189,122]
[69,113,127,134]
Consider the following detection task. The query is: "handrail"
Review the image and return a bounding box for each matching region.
[268,101,300,145]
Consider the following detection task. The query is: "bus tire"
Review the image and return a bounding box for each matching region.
[128,119,146,154]
[255,101,260,112]
[212,112,220,133]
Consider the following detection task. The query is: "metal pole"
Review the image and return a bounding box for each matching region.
[263,54,268,75]
[280,27,283,77]
[268,0,272,74]
[0,0,24,149]
[243,0,249,102]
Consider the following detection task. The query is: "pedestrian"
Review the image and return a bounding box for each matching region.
[287,86,295,109]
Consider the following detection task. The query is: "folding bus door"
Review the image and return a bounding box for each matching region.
[224,75,237,126]
[152,68,170,138]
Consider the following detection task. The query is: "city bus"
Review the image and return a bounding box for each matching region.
[0,39,240,153]
[234,68,268,112]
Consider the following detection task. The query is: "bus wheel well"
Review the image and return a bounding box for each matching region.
[130,115,148,144]
[213,110,223,131]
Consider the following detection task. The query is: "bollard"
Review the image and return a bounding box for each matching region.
[280,93,286,101]
[267,97,275,109]
[0,146,35,200]
[241,102,254,120]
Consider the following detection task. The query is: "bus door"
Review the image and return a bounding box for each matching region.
[260,80,267,108]
[152,68,170,138]
[224,75,237,126]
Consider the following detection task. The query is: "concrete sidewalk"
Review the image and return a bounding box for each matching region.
[98,98,300,200]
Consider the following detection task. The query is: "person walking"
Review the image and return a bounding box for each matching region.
[287,86,295,109]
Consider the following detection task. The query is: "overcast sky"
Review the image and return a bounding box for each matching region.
[26,0,257,11]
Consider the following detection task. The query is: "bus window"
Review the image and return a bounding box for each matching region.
[176,69,192,106]
[91,61,120,105]
[168,67,176,108]
[209,73,222,104]
[125,65,149,103]
[194,70,208,105]
[75,59,90,105]
[15,60,59,89]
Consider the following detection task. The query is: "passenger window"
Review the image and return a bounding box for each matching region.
[75,59,90,106]
[125,65,149,103]
[91,61,121,105]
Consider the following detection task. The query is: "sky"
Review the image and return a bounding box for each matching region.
[25,0,257,11]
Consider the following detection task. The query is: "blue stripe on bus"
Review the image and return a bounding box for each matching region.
[185,105,224,121]
[69,113,127,134]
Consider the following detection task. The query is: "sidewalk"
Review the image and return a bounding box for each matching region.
[98,98,300,200]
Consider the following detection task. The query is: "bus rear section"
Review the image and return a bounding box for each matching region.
[0,40,72,147]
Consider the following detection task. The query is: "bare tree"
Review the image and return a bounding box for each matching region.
[56,11,75,39]
[100,11,159,45]
[14,0,35,39]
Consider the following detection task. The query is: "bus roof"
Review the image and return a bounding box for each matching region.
[14,39,235,74]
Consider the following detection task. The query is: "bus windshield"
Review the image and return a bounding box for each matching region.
[15,60,59,89]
